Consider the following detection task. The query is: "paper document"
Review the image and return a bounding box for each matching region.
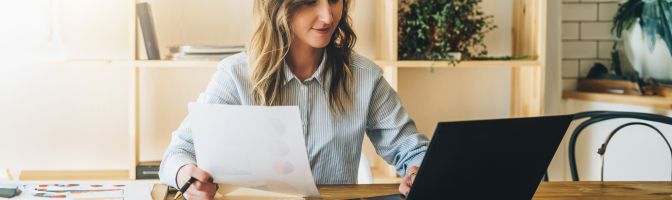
[0,181,153,200]
[188,103,321,198]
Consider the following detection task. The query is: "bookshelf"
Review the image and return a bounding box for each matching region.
[17,0,548,181]
[129,0,549,181]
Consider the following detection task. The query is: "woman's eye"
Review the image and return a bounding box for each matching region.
[328,0,340,4]
[305,0,317,6]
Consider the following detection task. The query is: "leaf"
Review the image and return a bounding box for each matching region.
[642,0,659,52]
[397,0,496,60]
[612,0,644,38]
[658,0,672,57]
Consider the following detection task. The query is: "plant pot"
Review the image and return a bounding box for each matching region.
[447,52,462,61]
[622,22,672,81]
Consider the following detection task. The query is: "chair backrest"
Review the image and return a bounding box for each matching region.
[357,153,373,184]
[568,111,672,181]
[0,169,11,181]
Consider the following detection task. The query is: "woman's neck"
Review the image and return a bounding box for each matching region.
[288,42,323,81]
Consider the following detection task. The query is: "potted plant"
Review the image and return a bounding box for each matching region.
[398,0,497,63]
[613,0,672,81]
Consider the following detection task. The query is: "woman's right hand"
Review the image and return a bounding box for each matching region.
[176,164,218,200]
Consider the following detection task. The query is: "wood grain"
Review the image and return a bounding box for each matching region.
[535,182,672,199]
[563,90,672,110]
[161,182,672,199]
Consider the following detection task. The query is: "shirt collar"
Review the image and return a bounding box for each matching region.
[283,51,327,86]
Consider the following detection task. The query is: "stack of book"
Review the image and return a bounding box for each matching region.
[168,45,245,61]
[136,161,161,179]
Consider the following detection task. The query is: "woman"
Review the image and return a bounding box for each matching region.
[159,0,429,199]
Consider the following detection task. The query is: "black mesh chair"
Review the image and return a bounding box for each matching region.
[567,111,672,181]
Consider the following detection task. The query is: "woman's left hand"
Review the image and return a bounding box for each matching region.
[398,166,419,196]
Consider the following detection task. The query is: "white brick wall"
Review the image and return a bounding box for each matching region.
[562,0,620,90]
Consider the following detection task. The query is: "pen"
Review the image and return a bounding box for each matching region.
[173,176,197,200]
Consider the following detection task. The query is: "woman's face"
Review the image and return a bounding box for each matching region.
[290,0,343,49]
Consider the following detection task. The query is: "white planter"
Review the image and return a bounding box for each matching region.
[447,52,462,61]
[622,22,672,80]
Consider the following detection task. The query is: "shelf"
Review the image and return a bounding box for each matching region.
[30,60,220,68]
[134,60,220,68]
[41,59,539,69]
[563,90,672,110]
[137,60,540,69]
[375,60,541,68]
[18,60,133,67]
[20,170,129,180]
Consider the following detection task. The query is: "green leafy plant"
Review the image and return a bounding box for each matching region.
[398,0,497,61]
[612,0,672,57]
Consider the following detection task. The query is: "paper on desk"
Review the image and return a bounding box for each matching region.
[0,181,153,200]
[188,103,320,198]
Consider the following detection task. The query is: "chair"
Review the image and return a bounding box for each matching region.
[358,153,374,184]
[0,169,11,181]
[567,111,672,181]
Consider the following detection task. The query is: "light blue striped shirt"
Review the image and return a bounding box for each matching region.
[159,52,429,186]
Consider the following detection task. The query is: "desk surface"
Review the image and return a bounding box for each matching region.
[163,182,672,199]
[534,182,672,199]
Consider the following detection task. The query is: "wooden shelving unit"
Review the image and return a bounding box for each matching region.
[134,60,219,68]
[376,60,541,68]
[367,0,548,179]
[563,90,672,110]
[17,0,549,182]
[133,59,542,69]
[46,59,542,69]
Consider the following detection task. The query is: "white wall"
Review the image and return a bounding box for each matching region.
[561,0,619,90]
[545,0,567,181]
[481,0,513,57]
[557,0,672,181]
[0,0,133,172]
[0,64,131,170]
[138,67,216,161]
[398,68,512,137]
[0,0,132,62]
[564,101,672,181]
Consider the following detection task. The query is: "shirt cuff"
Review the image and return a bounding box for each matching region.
[402,153,426,176]
[159,154,196,188]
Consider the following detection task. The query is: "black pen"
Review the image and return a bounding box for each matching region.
[173,176,197,200]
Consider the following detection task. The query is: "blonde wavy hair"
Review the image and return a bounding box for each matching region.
[248,0,357,114]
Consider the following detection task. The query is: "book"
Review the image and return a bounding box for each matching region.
[137,2,161,60]
[170,45,245,55]
[136,161,161,180]
[167,45,243,61]
[0,185,18,198]
[168,52,234,61]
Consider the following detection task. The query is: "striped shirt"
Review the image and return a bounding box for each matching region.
[159,52,429,186]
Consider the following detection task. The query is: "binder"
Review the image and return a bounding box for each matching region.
[137,2,161,60]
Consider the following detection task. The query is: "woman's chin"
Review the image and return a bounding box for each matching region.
[307,40,331,49]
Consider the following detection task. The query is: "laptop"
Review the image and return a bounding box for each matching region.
[357,115,574,200]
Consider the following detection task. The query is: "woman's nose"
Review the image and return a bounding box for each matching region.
[316,1,333,25]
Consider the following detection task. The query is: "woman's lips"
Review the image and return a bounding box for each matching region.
[313,27,330,35]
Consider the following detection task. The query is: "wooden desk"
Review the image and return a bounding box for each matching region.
[534,182,672,199]
[162,182,672,199]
